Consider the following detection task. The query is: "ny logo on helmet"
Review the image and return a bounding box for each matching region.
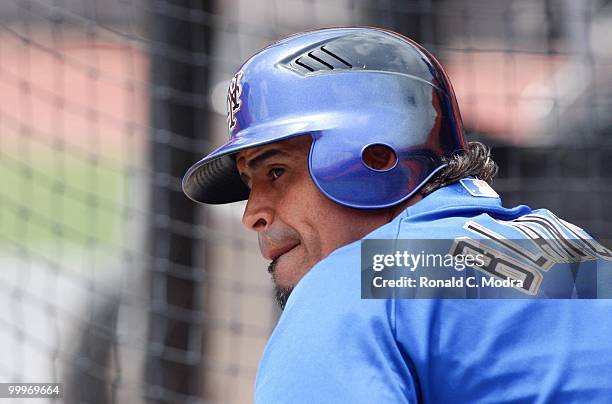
[227,71,244,132]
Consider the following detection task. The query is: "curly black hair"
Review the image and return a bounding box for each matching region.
[421,141,499,196]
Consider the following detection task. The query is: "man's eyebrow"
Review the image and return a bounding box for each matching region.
[245,149,289,171]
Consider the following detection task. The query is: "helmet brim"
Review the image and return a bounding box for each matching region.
[182,153,249,204]
[182,118,319,204]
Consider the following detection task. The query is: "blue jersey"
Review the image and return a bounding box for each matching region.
[254,181,612,403]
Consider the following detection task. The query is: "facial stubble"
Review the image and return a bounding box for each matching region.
[268,259,293,310]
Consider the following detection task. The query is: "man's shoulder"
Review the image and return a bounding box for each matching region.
[279,235,393,329]
[289,181,604,305]
[286,240,362,308]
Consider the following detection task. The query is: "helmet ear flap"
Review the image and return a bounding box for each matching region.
[308,129,416,209]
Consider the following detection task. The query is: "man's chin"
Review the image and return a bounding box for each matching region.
[273,284,294,310]
[268,259,296,310]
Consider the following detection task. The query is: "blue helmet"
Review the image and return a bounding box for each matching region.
[182,27,466,209]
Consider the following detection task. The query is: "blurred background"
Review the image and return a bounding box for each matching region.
[0,0,610,403]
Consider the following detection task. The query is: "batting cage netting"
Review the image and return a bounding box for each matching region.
[0,0,611,403]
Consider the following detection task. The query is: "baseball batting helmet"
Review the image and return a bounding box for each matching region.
[182,27,466,209]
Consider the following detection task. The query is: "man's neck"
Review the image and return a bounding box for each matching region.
[386,192,424,222]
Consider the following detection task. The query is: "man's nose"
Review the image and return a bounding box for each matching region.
[241,186,274,232]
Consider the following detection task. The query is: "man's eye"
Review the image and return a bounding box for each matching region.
[269,167,285,180]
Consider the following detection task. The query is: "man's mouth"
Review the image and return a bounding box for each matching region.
[265,243,299,276]
[263,242,300,262]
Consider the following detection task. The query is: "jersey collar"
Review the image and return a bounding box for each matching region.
[401,178,528,222]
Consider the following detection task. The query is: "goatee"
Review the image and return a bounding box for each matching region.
[268,259,294,310]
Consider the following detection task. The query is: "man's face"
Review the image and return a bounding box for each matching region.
[235,135,393,308]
